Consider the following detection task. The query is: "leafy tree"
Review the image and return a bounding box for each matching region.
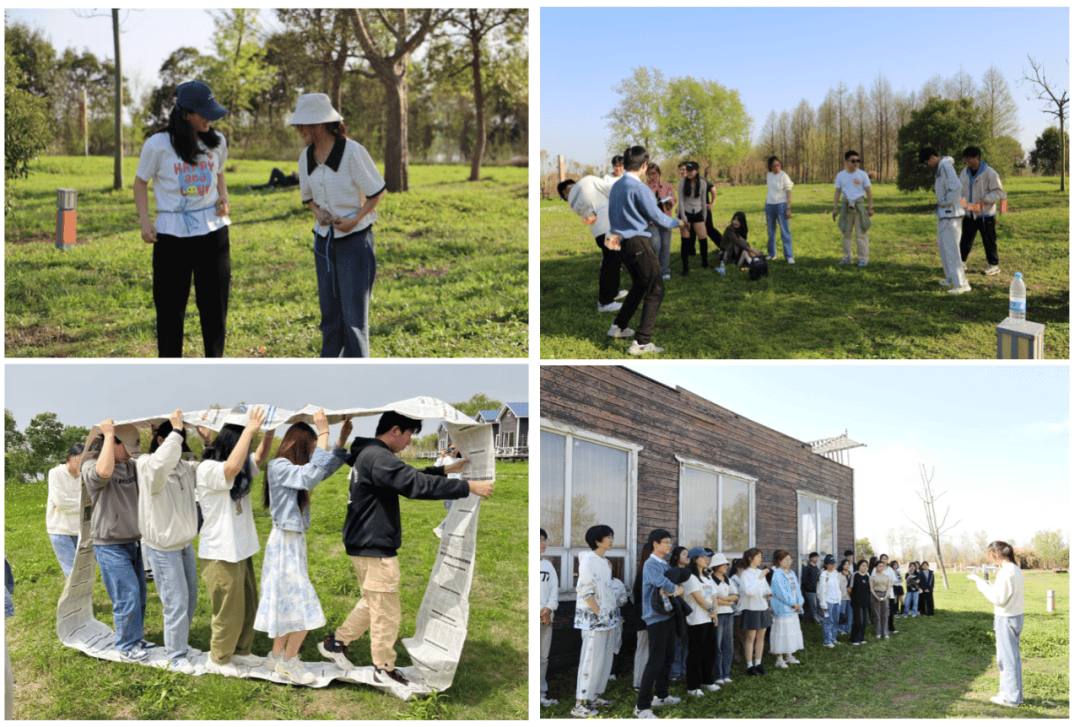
[1032,529,1068,570]
[4,22,58,99]
[451,393,503,418]
[141,47,207,137]
[4,40,52,213]
[993,135,1027,175]
[4,411,88,483]
[604,66,666,155]
[895,97,989,192]
[855,537,875,564]
[1029,126,1069,176]
[977,64,1020,141]
[657,76,752,178]
[203,10,277,146]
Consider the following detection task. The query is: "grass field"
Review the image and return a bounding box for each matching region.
[540,177,1068,358]
[541,571,1069,718]
[5,157,527,358]
[4,458,527,720]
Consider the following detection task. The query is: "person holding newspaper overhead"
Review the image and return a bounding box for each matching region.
[318,411,494,688]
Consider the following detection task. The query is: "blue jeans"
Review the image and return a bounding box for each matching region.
[994,614,1024,704]
[802,592,823,624]
[823,601,840,645]
[648,223,672,278]
[714,613,734,680]
[904,591,919,616]
[838,600,852,634]
[670,628,688,679]
[145,543,198,661]
[94,542,147,652]
[314,225,376,358]
[765,203,793,260]
[50,534,79,578]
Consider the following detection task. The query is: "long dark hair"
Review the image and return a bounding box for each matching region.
[202,424,252,502]
[987,541,1017,564]
[730,211,749,240]
[263,422,317,512]
[669,546,688,569]
[681,175,700,201]
[158,103,222,166]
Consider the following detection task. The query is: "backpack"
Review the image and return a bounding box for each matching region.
[748,255,769,281]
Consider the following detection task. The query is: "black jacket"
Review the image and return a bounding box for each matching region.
[341,437,470,558]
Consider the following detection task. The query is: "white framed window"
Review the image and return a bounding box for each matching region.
[675,456,756,560]
[539,418,640,598]
[797,490,838,575]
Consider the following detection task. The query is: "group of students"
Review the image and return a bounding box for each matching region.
[45,408,493,686]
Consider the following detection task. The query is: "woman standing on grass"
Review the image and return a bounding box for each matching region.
[668,546,691,682]
[728,558,747,666]
[677,162,711,275]
[969,541,1025,708]
[918,561,935,616]
[768,550,804,667]
[290,94,387,358]
[134,81,232,358]
[837,559,853,636]
[683,547,720,697]
[255,410,350,684]
[739,548,772,675]
[709,554,737,685]
[764,156,795,263]
[46,443,85,578]
[903,562,921,617]
[848,559,871,645]
[869,560,891,639]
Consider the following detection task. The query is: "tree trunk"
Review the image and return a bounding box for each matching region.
[468,26,485,182]
[1059,116,1066,192]
[383,80,409,192]
[112,9,123,191]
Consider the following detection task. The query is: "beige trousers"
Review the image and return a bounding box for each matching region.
[336,555,401,670]
[202,557,258,664]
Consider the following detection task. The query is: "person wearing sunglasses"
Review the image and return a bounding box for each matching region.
[832,151,874,267]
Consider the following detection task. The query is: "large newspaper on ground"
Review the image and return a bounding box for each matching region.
[57,398,493,701]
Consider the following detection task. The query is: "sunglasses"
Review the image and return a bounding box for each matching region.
[849,159,861,164]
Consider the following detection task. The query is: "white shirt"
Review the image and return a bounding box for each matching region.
[433,455,462,480]
[539,558,559,613]
[766,170,794,205]
[739,567,770,611]
[196,456,260,562]
[713,578,735,614]
[834,168,872,202]
[567,175,616,238]
[46,464,82,536]
[136,431,199,552]
[135,132,230,237]
[974,562,1024,617]
[684,574,714,626]
[299,138,386,237]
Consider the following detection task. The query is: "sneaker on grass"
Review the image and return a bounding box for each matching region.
[589,697,613,708]
[607,324,635,338]
[705,683,721,692]
[985,265,1001,276]
[989,696,1020,708]
[634,707,657,719]
[318,635,354,670]
[598,301,623,313]
[374,667,409,687]
[628,341,664,356]
[651,695,680,707]
[947,284,972,294]
[688,688,705,697]
[570,704,598,718]
[119,647,148,663]
[276,656,316,685]
[615,289,629,300]
[540,697,559,707]
[168,657,195,674]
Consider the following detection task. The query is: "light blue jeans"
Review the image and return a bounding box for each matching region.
[648,223,672,278]
[50,534,79,578]
[823,601,840,645]
[94,542,147,653]
[765,203,793,260]
[994,614,1024,704]
[145,543,198,661]
[714,613,734,681]
[314,225,376,358]
[837,600,852,634]
[904,591,919,616]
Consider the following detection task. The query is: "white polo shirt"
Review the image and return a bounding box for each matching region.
[299,137,387,237]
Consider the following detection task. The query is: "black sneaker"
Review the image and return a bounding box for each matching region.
[746,666,757,677]
[754,664,767,676]
[375,667,409,687]
[318,635,354,670]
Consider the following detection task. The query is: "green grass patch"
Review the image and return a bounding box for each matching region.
[4,459,528,719]
[540,177,1068,358]
[5,157,527,358]
[541,572,1068,718]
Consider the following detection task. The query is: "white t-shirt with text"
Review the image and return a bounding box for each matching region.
[135,132,230,237]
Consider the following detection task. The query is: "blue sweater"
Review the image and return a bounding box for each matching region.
[641,555,678,625]
[609,173,681,239]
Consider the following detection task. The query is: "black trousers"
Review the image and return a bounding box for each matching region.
[888,596,897,631]
[686,622,715,691]
[705,208,724,260]
[919,592,935,615]
[959,215,998,266]
[594,234,623,305]
[613,235,665,345]
[637,618,675,711]
[153,226,231,357]
[850,604,868,643]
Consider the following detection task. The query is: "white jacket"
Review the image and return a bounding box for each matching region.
[975,562,1024,617]
[567,175,615,238]
[135,431,199,552]
[817,568,843,605]
[46,464,82,536]
[539,558,559,613]
[739,567,771,611]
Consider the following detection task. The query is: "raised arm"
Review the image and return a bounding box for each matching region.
[223,406,266,481]
[96,419,117,480]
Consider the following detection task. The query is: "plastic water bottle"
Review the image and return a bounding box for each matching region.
[1009,272,1026,321]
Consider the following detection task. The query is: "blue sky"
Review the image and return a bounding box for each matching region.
[5,363,527,440]
[539,7,1069,170]
[621,363,1069,552]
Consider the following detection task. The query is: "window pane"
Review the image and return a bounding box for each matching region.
[819,500,835,557]
[540,431,566,547]
[682,468,718,549]
[570,439,628,548]
[799,495,817,555]
[721,477,750,552]
[542,554,562,591]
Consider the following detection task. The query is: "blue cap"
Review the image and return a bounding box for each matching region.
[687,546,709,560]
[823,554,836,565]
[175,81,227,122]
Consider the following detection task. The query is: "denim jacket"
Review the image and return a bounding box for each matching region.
[266,444,348,533]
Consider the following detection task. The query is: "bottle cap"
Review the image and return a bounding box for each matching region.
[1014,272,1022,278]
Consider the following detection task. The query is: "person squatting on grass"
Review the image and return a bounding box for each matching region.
[319,411,493,688]
[134,81,232,358]
[920,147,971,294]
[46,443,85,579]
[136,409,213,674]
[539,529,560,708]
[959,146,1005,277]
[82,421,153,661]
[816,554,843,647]
[254,410,351,685]
[768,550,805,666]
[196,406,274,675]
[832,150,874,267]
[556,176,628,313]
[764,156,795,264]
[605,146,682,356]
[290,93,387,358]
[969,541,1025,708]
[570,525,619,718]
[715,212,762,274]
[635,529,683,719]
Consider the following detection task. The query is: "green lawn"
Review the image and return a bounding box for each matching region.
[540,571,1068,718]
[4,459,528,719]
[540,177,1068,358]
[5,157,527,358]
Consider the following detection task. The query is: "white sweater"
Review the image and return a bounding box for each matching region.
[975,562,1024,617]
[739,567,771,611]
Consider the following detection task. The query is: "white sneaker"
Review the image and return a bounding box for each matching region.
[939,279,952,286]
[607,324,635,338]
[615,289,629,300]
[634,707,657,719]
[825,643,835,648]
[786,655,800,664]
[652,695,680,707]
[168,657,195,674]
[230,654,265,668]
[598,301,623,312]
[787,258,795,264]
[569,704,598,718]
[723,678,734,684]
[775,658,789,668]
[705,683,721,692]
[662,275,671,280]
[984,265,1001,276]
[689,688,705,698]
[989,696,1020,708]
[205,659,241,677]
[276,656,316,685]
[540,697,558,707]
[885,633,890,639]
[628,341,664,355]
[186,647,203,658]
[265,651,284,670]
[947,284,972,294]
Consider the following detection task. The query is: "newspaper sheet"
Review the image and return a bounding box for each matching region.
[58,398,493,702]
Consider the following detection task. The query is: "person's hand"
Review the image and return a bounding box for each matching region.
[540,607,552,625]
[338,417,353,442]
[868,207,875,216]
[674,585,684,597]
[707,202,714,210]
[245,406,267,434]
[313,408,329,435]
[444,457,469,474]
[312,206,330,226]
[169,408,184,432]
[332,215,360,234]
[215,197,229,217]
[468,480,494,498]
[141,223,158,244]
[785,208,791,219]
[196,426,213,444]
[604,234,621,251]
[99,419,115,437]
[582,214,597,226]
[831,209,838,221]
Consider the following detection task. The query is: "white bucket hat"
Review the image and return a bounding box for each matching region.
[289,93,344,126]
[709,554,730,569]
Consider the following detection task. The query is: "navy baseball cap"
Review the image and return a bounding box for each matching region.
[175,81,227,121]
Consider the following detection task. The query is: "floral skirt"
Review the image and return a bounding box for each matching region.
[253,527,326,638]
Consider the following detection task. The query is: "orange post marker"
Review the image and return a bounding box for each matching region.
[56,188,77,250]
